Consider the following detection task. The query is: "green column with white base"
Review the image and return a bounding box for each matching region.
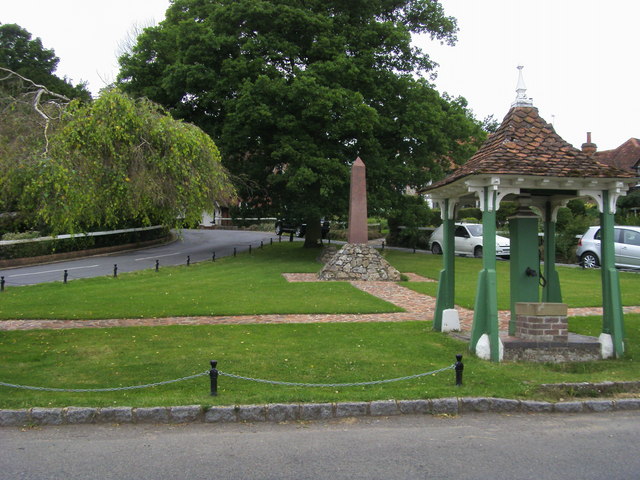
[600,191,624,357]
[469,187,500,362]
[434,199,455,331]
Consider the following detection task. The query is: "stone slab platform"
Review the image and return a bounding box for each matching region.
[502,333,601,362]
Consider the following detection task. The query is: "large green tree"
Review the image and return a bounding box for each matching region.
[119,0,485,246]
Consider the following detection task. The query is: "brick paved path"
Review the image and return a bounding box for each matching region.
[2,272,639,332]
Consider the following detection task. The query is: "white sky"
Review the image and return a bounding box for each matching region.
[3,0,638,151]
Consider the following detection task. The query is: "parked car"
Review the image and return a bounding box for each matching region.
[275,219,330,238]
[428,223,510,258]
[576,225,640,269]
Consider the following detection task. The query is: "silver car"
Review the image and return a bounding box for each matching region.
[428,223,510,258]
[576,225,640,269]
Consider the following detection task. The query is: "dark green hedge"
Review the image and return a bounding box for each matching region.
[0,227,170,260]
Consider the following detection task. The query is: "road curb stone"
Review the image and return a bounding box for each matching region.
[134,407,170,423]
[65,407,97,424]
[1,397,640,427]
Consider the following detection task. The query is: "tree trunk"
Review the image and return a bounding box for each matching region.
[303,214,322,248]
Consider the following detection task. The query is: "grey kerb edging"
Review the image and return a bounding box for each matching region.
[2,397,640,427]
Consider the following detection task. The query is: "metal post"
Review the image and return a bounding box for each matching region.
[113,264,118,278]
[270,238,273,246]
[63,270,68,284]
[212,252,216,262]
[209,360,219,396]
[233,247,236,257]
[382,241,385,251]
[455,354,464,386]
[0,276,4,292]
[260,241,264,249]
[155,260,159,272]
[187,255,191,266]
[249,245,252,254]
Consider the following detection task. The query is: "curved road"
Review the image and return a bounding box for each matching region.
[0,229,283,287]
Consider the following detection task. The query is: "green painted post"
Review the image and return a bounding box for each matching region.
[542,203,562,303]
[600,191,625,357]
[508,215,540,335]
[469,188,500,361]
[434,200,455,331]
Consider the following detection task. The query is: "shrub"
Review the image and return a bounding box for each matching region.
[0,227,170,260]
[386,196,439,248]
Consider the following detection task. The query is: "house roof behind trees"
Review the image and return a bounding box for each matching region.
[596,138,640,173]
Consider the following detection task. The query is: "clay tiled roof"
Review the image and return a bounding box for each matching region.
[428,106,634,191]
[595,138,640,173]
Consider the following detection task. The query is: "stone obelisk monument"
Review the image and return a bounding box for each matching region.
[348,157,368,244]
[318,157,400,281]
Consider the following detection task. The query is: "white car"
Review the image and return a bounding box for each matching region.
[428,223,510,258]
[576,225,640,269]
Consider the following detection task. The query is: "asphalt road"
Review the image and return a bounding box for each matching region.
[0,229,282,287]
[1,412,639,480]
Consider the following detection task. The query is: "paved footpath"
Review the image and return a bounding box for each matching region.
[2,272,640,331]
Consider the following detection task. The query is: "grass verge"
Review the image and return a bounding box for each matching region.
[0,243,401,319]
[0,315,638,409]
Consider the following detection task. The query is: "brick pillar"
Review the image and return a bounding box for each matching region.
[515,303,568,342]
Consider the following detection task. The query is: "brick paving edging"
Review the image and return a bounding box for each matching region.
[2,397,639,427]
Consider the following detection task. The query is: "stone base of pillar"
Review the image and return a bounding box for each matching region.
[317,244,401,281]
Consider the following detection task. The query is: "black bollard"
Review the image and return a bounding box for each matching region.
[113,264,118,278]
[270,238,273,246]
[63,270,68,284]
[0,276,4,292]
[155,260,160,272]
[289,232,294,242]
[261,240,264,249]
[382,241,385,251]
[209,360,219,396]
[212,252,216,262]
[249,245,252,254]
[455,354,464,386]
[187,255,191,266]
[233,247,236,257]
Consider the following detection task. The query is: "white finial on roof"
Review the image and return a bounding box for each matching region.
[512,65,533,107]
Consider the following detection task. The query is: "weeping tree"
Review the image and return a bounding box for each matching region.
[1,70,234,235]
[118,0,486,247]
[22,89,235,234]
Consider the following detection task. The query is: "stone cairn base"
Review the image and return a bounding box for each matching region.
[318,243,401,281]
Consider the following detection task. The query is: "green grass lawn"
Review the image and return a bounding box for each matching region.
[0,315,638,409]
[2,244,639,320]
[384,251,640,309]
[0,243,401,319]
[1,242,639,409]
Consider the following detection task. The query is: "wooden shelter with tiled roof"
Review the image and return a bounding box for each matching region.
[425,67,637,362]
